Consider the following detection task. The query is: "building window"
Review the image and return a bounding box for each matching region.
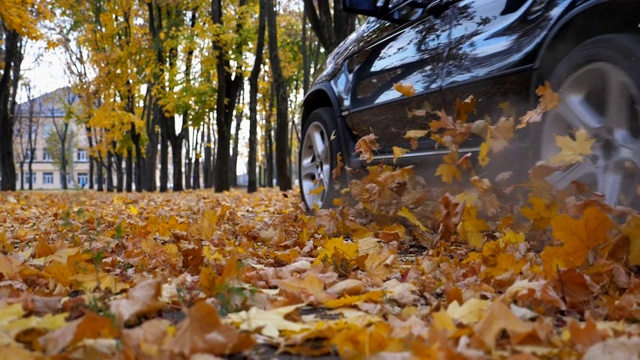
[43,151,53,162]
[25,172,36,185]
[77,149,88,162]
[43,172,54,184]
[77,173,88,187]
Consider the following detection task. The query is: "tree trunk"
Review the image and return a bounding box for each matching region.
[0,30,21,191]
[213,0,247,193]
[266,0,292,191]
[97,157,104,191]
[160,114,169,192]
[184,127,192,190]
[265,88,274,188]
[230,92,243,187]
[302,2,310,95]
[248,0,266,193]
[126,147,133,192]
[106,153,114,192]
[171,140,183,192]
[116,151,124,192]
[20,162,24,190]
[204,121,213,188]
[86,126,95,189]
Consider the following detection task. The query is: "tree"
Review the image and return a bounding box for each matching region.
[16,81,41,190]
[248,0,266,193]
[303,0,355,53]
[46,89,78,189]
[212,0,250,193]
[266,0,292,191]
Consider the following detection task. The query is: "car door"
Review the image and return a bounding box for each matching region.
[441,0,571,149]
[342,3,453,153]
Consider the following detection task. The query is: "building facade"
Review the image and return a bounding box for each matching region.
[14,87,94,190]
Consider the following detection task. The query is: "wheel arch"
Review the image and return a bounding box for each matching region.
[533,0,640,88]
[301,83,342,129]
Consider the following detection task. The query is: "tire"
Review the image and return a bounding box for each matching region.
[540,34,640,207]
[299,107,345,211]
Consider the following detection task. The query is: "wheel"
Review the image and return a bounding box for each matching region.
[299,107,344,210]
[541,34,640,207]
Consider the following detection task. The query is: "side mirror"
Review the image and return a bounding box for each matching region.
[343,0,380,16]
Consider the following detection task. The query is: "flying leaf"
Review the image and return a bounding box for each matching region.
[536,81,560,112]
[457,205,490,249]
[623,214,640,265]
[398,207,427,232]
[404,129,429,150]
[393,82,415,97]
[549,128,595,165]
[435,151,461,183]
[392,146,409,164]
[455,95,476,123]
[354,133,379,163]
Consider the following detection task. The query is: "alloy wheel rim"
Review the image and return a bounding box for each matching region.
[300,122,331,208]
[541,62,640,206]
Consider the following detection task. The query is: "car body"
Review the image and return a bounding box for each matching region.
[299,0,640,209]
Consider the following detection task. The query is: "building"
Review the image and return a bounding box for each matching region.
[14,87,92,190]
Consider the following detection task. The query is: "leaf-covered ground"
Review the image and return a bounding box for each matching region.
[0,180,639,359]
[2,87,640,359]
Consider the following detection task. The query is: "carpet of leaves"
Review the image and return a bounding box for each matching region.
[2,90,640,359]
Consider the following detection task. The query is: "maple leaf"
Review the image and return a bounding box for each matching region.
[549,128,595,165]
[446,298,490,325]
[167,301,254,356]
[622,214,640,265]
[332,152,344,179]
[392,146,409,164]
[354,133,379,163]
[457,205,490,249]
[404,129,430,150]
[109,278,164,327]
[536,81,560,112]
[39,312,119,356]
[397,207,427,232]
[275,273,336,303]
[521,196,558,230]
[324,290,385,309]
[473,299,532,350]
[455,95,476,123]
[478,132,491,167]
[228,304,311,337]
[435,151,461,183]
[541,207,613,278]
[392,82,415,97]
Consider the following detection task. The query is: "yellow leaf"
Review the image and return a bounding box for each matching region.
[549,128,595,165]
[536,81,560,112]
[308,186,325,196]
[478,131,491,167]
[397,207,427,232]
[446,298,490,325]
[623,214,640,265]
[324,290,386,309]
[393,82,415,97]
[455,95,476,123]
[392,146,409,164]
[228,305,311,337]
[435,151,461,183]
[457,206,490,249]
[521,196,558,230]
[127,205,139,216]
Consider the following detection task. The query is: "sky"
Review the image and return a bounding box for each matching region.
[18,41,67,103]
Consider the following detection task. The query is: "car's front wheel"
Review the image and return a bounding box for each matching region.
[299,107,344,210]
[541,34,640,207]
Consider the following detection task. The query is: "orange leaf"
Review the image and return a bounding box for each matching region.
[354,133,379,163]
[392,82,415,97]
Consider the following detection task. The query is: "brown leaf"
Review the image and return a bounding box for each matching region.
[166,301,254,356]
[109,278,164,327]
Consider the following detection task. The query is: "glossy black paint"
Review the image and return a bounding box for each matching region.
[303,0,640,165]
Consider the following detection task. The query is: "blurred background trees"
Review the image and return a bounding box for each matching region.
[0,0,350,192]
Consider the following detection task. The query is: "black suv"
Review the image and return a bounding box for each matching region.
[299,0,640,210]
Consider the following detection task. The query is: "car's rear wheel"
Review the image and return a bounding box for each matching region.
[542,34,640,207]
[299,108,344,210]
